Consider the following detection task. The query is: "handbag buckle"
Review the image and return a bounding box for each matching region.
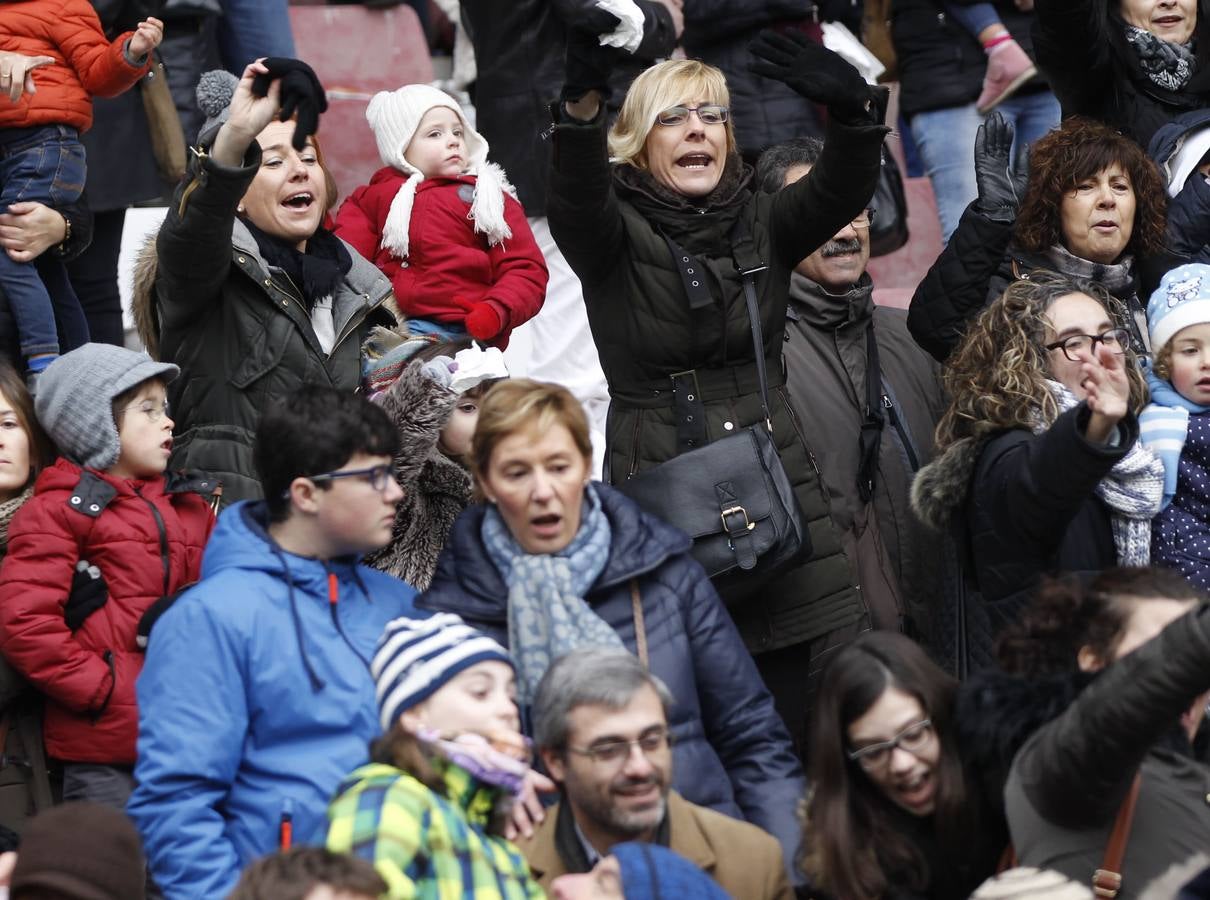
[721,505,755,534]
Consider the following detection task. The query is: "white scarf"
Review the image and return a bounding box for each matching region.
[380,161,515,260]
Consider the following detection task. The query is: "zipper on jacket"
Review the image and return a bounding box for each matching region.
[626,409,644,478]
[134,488,172,598]
[331,287,393,354]
[882,396,921,472]
[91,650,117,723]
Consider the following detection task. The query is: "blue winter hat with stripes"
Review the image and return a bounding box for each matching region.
[1147,262,1210,353]
[372,613,514,732]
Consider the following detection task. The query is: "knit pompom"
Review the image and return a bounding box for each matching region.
[196,69,238,118]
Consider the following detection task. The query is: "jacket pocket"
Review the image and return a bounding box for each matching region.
[229,317,289,389]
[90,651,116,723]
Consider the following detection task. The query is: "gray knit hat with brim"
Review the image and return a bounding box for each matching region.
[35,344,179,471]
[195,69,239,146]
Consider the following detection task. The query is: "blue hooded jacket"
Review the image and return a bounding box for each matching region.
[128,501,422,900]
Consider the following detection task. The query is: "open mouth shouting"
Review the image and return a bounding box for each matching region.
[282,191,314,212]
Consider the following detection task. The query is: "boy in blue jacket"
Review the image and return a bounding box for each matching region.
[128,386,423,900]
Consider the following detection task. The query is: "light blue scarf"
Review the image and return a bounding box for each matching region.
[481,484,624,703]
[1140,364,1210,510]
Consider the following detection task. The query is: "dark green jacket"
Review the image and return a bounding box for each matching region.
[547,109,887,651]
[137,145,396,502]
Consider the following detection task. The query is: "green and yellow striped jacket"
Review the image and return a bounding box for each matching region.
[327,761,546,900]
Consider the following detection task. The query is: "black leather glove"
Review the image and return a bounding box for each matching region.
[561,23,622,105]
[574,5,622,35]
[748,29,875,125]
[1168,171,1210,256]
[64,561,107,633]
[973,112,1022,222]
[251,57,329,150]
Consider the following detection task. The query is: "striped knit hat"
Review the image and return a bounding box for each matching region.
[373,613,513,732]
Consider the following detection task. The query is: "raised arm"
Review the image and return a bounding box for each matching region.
[749,30,889,266]
[49,5,153,98]
[1031,0,1111,116]
[684,0,816,45]
[1014,602,1210,827]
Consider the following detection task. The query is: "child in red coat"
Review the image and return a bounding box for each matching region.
[334,84,548,349]
[0,343,216,814]
[0,3,162,383]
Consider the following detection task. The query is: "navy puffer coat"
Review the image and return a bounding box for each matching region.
[418,483,805,871]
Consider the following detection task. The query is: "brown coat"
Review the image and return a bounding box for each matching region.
[517,791,793,900]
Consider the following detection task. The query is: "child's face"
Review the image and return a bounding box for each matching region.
[1168,322,1210,405]
[404,107,468,179]
[407,660,520,738]
[109,381,174,481]
[438,393,480,459]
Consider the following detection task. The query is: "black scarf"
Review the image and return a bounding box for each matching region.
[1124,23,1197,91]
[242,218,352,311]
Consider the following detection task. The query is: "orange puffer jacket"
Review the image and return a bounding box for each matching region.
[0,0,150,132]
[0,459,217,764]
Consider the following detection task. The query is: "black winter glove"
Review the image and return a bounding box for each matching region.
[1167,171,1210,257]
[973,112,1027,222]
[748,29,876,125]
[64,561,107,633]
[251,57,328,150]
[561,23,623,106]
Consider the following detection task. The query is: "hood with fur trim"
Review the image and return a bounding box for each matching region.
[910,435,991,531]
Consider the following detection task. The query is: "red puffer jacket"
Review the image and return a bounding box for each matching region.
[0,459,216,763]
[0,0,151,132]
[334,166,548,349]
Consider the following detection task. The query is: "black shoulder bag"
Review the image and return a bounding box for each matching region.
[616,219,807,595]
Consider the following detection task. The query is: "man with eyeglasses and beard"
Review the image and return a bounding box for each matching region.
[753,138,947,747]
[517,649,792,900]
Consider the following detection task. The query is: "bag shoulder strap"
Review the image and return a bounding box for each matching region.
[630,579,648,667]
[1093,772,1143,899]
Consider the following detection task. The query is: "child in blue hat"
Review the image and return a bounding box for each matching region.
[1140,263,1210,587]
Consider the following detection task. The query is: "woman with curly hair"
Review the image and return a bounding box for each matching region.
[909,114,1171,363]
[911,273,1164,656]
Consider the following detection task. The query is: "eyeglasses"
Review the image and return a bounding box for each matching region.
[851,207,876,229]
[566,729,673,767]
[655,104,729,127]
[306,464,395,493]
[848,719,934,771]
[119,400,171,423]
[1044,327,1131,363]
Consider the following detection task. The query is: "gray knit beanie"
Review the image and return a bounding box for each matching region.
[195,69,239,146]
[35,344,179,471]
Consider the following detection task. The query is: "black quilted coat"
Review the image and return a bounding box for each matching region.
[546,107,887,653]
[1032,0,1210,149]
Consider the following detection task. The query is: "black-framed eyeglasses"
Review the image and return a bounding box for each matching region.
[847,719,934,771]
[851,207,876,229]
[118,400,171,423]
[306,464,394,493]
[655,104,729,126]
[566,729,673,767]
[1044,327,1131,363]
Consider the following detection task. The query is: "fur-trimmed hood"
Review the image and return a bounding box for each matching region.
[910,435,991,531]
[131,218,400,359]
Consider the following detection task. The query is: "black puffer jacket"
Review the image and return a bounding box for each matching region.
[460,0,677,216]
[547,106,887,651]
[893,0,1045,119]
[906,202,1149,363]
[134,145,396,503]
[682,1,824,158]
[417,484,806,877]
[1006,604,1210,897]
[1032,0,1210,149]
[912,405,1135,627]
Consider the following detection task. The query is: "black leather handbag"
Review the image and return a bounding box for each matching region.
[616,221,807,591]
[869,143,909,257]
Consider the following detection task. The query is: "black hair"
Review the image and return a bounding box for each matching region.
[754,136,824,194]
[255,385,400,522]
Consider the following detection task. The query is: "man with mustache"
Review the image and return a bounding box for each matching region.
[517,650,792,900]
[754,137,946,727]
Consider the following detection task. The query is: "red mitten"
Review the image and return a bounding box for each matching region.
[465,302,505,341]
